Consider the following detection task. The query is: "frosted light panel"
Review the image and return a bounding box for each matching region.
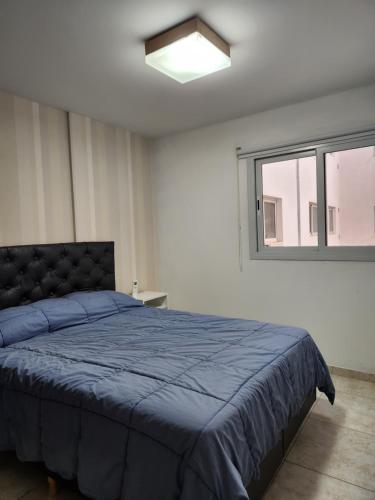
[145,32,231,83]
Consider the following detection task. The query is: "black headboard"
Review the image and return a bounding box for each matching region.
[0,242,115,310]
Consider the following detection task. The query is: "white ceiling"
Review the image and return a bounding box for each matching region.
[0,0,374,137]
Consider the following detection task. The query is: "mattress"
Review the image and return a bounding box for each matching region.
[0,292,334,500]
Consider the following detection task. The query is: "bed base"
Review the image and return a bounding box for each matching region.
[46,392,316,499]
[246,391,316,499]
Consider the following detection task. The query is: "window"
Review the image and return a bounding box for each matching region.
[264,199,276,241]
[245,130,375,260]
[260,154,317,247]
[328,206,336,235]
[310,203,335,235]
[325,146,375,246]
[263,196,283,244]
[309,203,318,235]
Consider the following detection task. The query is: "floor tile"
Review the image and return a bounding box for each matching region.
[0,452,44,500]
[329,366,375,384]
[311,391,375,436]
[287,416,375,491]
[331,374,375,400]
[264,461,375,500]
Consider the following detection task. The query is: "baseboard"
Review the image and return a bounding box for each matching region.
[328,365,375,383]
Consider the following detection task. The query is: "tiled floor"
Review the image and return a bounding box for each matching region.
[264,374,375,500]
[0,374,374,500]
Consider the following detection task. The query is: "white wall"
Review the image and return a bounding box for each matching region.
[151,84,375,374]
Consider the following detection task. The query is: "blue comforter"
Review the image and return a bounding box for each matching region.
[0,292,334,500]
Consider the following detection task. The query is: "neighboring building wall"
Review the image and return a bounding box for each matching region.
[335,147,375,246]
[262,157,318,247]
[298,156,318,246]
[325,154,341,246]
[262,159,299,245]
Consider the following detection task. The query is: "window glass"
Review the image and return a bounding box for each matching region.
[262,156,317,246]
[328,206,336,234]
[264,200,276,240]
[326,146,375,246]
[309,203,318,235]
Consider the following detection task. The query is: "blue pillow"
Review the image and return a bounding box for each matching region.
[0,291,143,347]
[65,291,143,322]
[0,305,48,347]
[104,291,143,312]
[30,298,88,331]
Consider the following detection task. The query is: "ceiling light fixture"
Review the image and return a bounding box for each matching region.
[145,17,231,84]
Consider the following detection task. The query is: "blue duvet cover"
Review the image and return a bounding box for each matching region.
[0,291,334,500]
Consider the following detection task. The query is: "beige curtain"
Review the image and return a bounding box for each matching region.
[69,112,155,293]
[0,91,155,294]
[0,91,74,245]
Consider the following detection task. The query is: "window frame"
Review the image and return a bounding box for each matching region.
[246,129,375,261]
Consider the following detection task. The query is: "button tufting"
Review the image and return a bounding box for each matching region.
[0,242,114,309]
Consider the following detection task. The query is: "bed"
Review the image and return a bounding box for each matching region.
[0,241,335,500]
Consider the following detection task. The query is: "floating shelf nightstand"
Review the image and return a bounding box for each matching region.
[135,291,168,309]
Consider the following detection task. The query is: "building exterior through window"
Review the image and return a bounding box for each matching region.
[261,146,375,247]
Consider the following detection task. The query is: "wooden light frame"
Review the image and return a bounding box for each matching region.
[145,17,230,57]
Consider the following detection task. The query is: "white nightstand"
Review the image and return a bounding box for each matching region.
[135,291,168,309]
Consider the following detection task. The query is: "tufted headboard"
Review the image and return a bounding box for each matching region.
[0,242,115,310]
